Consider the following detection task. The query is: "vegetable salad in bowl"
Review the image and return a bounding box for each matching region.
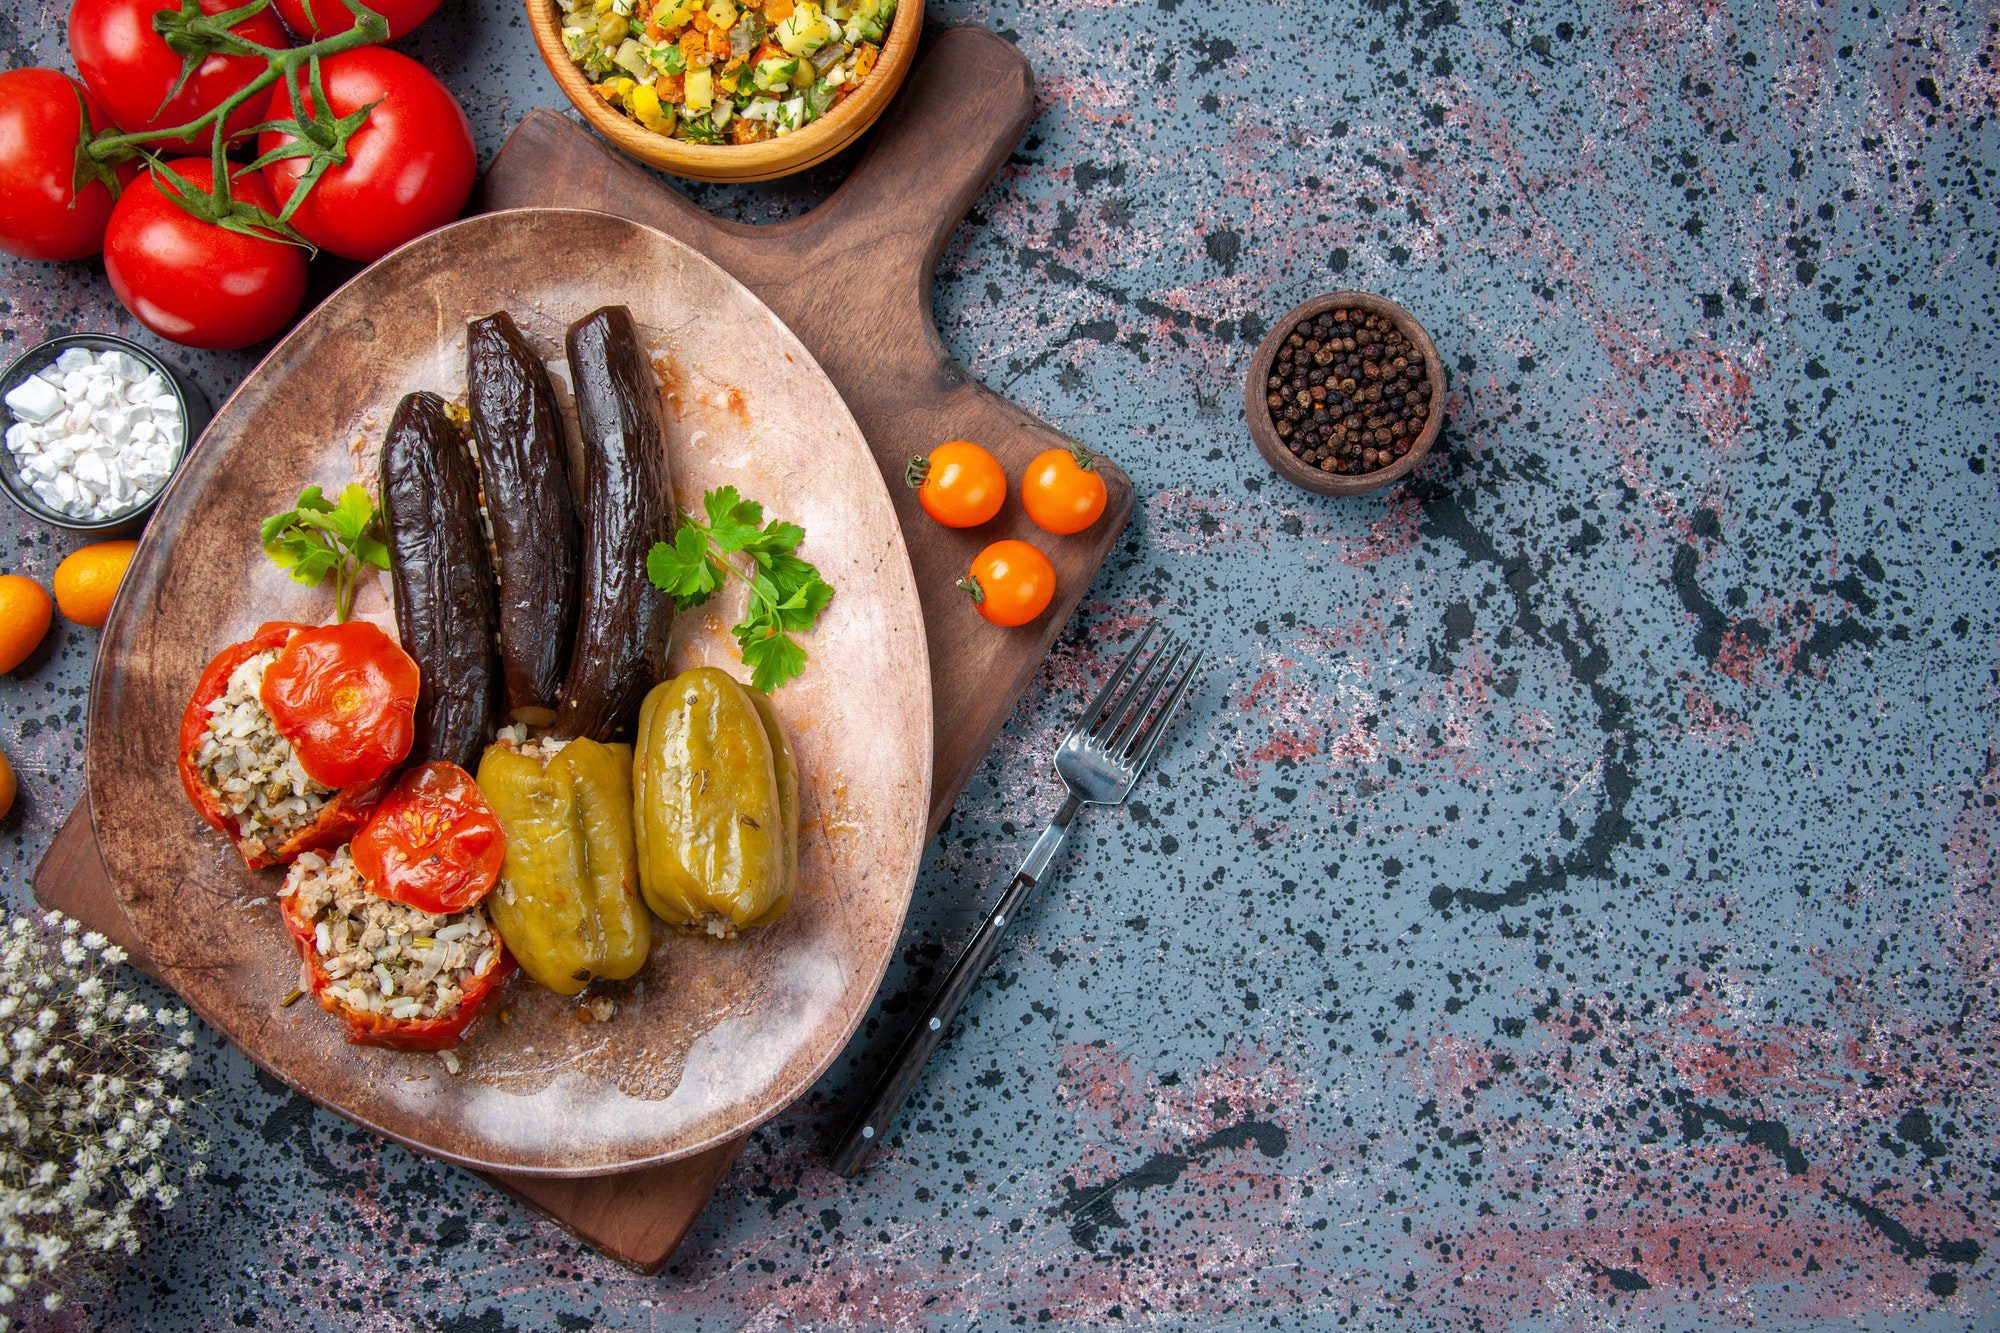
[562,0,897,145]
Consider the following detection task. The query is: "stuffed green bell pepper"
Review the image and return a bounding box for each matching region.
[478,734,651,995]
[633,667,799,937]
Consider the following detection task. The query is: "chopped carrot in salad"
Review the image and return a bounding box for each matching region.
[562,0,894,144]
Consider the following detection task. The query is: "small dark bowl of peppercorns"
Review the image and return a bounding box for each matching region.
[1244,291,1445,496]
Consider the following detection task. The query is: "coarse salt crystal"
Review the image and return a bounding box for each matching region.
[3,377,62,425]
[102,351,146,380]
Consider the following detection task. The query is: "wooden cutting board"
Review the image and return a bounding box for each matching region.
[32,26,1131,1272]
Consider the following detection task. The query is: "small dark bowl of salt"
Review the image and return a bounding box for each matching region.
[0,333,210,535]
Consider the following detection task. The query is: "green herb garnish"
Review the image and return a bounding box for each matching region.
[677,116,723,144]
[646,485,834,694]
[260,483,390,623]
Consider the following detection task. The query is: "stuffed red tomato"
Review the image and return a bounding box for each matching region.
[279,844,512,1050]
[178,621,418,868]
[278,763,510,1051]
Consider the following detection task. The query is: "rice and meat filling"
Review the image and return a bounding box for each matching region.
[285,847,499,1022]
[492,723,570,763]
[192,649,331,859]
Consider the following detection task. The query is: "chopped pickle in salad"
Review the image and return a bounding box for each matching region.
[562,0,895,144]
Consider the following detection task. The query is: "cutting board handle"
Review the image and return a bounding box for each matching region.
[790,27,1036,320]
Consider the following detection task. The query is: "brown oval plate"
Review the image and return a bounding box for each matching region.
[87,208,933,1177]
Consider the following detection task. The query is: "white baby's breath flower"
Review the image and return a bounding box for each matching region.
[0,913,204,1319]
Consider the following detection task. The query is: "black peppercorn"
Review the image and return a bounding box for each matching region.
[1261,303,1433,476]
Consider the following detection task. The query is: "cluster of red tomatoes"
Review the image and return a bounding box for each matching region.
[0,0,474,349]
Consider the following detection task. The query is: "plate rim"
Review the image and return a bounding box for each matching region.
[86,205,935,1177]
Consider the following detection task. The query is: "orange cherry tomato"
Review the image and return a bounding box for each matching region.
[351,762,504,914]
[0,574,53,673]
[1021,445,1109,536]
[908,440,1005,528]
[260,621,419,789]
[959,540,1056,628]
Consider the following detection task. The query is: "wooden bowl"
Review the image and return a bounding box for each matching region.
[526,0,924,183]
[1244,291,1445,497]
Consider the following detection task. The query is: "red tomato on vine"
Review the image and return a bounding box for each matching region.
[272,0,440,41]
[257,48,474,261]
[0,69,127,261]
[69,0,293,149]
[103,158,308,348]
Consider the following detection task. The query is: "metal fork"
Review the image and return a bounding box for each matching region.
[830,624,1201,1177]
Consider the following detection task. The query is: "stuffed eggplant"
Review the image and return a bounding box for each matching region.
[380,390,501,769]
[467,312,578,726]
[552,306,674,741]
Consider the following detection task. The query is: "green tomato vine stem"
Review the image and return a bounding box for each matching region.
[77,0,389,242]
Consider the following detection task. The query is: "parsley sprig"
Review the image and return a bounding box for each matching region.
[260,483,390,623]
[646,486,835,693]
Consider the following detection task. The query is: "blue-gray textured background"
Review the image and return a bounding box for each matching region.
[3,0,1999,1327]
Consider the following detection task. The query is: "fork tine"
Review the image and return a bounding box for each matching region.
[1111,639,1187,759]
[1070,623,1158,741]
[1099,630,1177,749]
[1122,649,1201,771]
